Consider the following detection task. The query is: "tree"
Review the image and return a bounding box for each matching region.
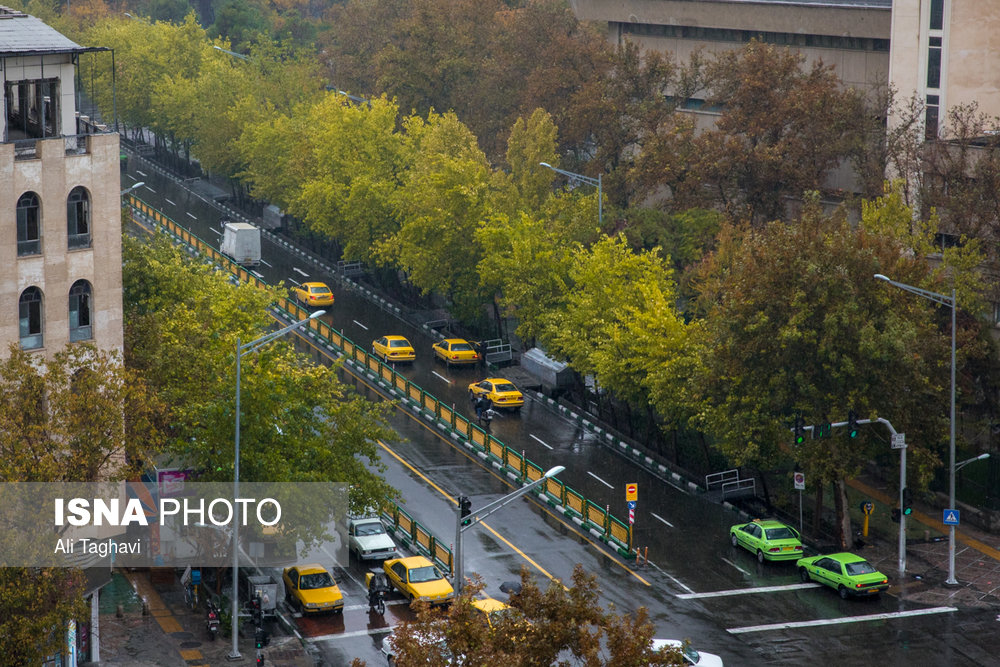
[697,41,862,224]
[122,234,397,512]
[0,568,87,666]
[379,110,493,323]
[380,567,684,666]
[692,189,986,546]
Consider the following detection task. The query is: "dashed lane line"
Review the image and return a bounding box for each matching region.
[186,212,197,220]
[650,512,673,528]
[530,434,553,450]
[431,371,451,384]
[293,267,309,277]
[587,471,613,489]
[353,320,369,330]
[727,606,957,634]
[720,557,750,576]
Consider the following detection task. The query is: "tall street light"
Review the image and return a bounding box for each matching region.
[874,273,958,584]
[228,309,325,659]
[120,181,145,197]
[213,45,250,61]
[454,465,565,594]
[539,162,602,227]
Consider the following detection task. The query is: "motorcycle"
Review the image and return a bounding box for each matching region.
[205,601,220,641]
[368,586,386,615]
[478,407,497,431]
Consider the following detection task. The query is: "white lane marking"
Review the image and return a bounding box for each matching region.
[288,278,301,286]
[353,320,369,331]
[342,600,410,612]
[587,471,613,489]
[144,185,156,193]
[251,270,263,279]
[677,582,821,600]
[186,212,197,220]
[728,606,957,634]
[136,170,147,177]
[431,371,451,384]
[530,434,553,450]
[164,198,175,206]
[293,267,309,277]
[663,569,695,594]
[721,557,750,576]
[260,259,272,267]
[311,626,395,643]
[650,512,673,528]
[209,227,220,235]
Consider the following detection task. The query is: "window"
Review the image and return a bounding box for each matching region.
[67,186,91,249]
[16,192,41,256]
[69,280,92,342]
[926,94,940,140]
[927,37,942,89]
[19,287,43,350]
[930,0,944,31]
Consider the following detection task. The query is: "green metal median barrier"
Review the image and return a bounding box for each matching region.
[128,198,637,558]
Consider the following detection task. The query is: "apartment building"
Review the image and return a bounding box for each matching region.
[0,6,122,358]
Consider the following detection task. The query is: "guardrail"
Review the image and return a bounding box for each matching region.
[127,197,637,566]
[705,469,739,492]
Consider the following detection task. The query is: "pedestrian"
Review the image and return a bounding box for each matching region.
[475,394,486,419]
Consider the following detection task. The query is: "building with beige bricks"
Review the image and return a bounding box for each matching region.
[1,6,122,358]
[570,0,1000,150]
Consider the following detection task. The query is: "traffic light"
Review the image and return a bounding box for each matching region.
[459,496,472,526]
[891,508,901,523]
[815,422,832,439]
[251,596,263,626]
[902,488,913,515]
[847,410,859,439]
[794,417,805,445]
[255,626,270,648]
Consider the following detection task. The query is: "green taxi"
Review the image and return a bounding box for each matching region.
[729,519,803,562]
[796,552,889,599]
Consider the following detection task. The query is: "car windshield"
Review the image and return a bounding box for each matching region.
[299,572,334,590]
[310,286,331,294]
[494,383,517,392]
[451,343,473,352]
[845,561,878,576]
[765,527,796,540]
[408,565,442,583]
[389,339,410,348]
[683,647,701,662]
[357,522,385,536]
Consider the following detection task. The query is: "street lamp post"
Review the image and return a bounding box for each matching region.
[228,310,325,660]
[874,273,958,584]
[454,465,565,594]
[213,45,250,61]
[120,181,145,197]
[539,162,602,227]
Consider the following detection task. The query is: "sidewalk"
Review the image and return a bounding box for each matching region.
[93,569,315,667]
[844,477,1000,609]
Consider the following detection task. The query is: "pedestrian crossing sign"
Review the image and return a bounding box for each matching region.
[943,509,960,526]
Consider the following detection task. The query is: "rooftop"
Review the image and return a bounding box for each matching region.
[0,5,89,57]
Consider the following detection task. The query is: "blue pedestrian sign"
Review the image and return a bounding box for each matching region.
[627,500,637,510]
[943,509,960,526]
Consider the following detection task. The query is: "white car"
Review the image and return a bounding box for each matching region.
[381,626,455,666]
[651,639,724,666]
[348,516,398,561]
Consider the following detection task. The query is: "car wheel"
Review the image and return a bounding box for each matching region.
[757,549,766,564]
[839,585,849,600]
[799,567,810,583]
[730,533,738,547]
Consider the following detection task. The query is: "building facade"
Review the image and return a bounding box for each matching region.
[0,6,122,358]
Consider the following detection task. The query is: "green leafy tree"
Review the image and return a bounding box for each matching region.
[379,110,493,323]
[122,234,397,512]
[692,190,986,545]
[0,568,87,666]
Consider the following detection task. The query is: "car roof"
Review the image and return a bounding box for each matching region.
[481,377,514,384]
[383,335,410,341]
[439,338,469,344]
[392,555,434,568]
[472,598,509,613]
[303,281,329,288]
[826,552,868,563]
[752,519,791,528]
[289,563,329,574]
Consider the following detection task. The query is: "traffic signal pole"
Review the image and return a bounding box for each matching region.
[791,416,906,576]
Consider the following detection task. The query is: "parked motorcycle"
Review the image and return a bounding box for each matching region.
[205,600,220,641]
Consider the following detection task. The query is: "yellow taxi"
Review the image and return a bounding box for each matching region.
[383,555,454,606]
[372,335,416,363]
[472,597,510,628]
[432,338,481,366]
[468,378,524,410]
[292,282,334,307]
[282,564,344,614]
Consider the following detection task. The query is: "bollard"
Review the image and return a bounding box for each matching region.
[141,597,149,616]
[116,604,123,618]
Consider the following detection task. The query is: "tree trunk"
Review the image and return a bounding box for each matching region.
[834,477,852,550]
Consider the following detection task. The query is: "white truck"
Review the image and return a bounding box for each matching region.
[348,516,398,561]
[220,221,261,267]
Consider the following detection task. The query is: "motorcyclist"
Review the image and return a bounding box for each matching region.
[368,572,388,613]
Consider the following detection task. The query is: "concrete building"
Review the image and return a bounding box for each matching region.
[570,0,999,148]
[0,5,122,358]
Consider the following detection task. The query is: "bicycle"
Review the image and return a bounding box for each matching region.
[183,568,201,611]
